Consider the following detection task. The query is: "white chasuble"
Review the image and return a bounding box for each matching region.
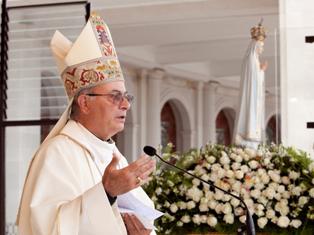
[17,120,155,235]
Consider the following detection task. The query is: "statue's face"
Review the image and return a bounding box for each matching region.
[256,41,264,55]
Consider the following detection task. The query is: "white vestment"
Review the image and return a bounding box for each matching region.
[17,120,156,235]
[233,40,265,149]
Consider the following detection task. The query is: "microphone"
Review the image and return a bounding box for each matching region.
[143,145,255,235]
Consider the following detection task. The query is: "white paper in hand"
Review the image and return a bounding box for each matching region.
[117,191,163,229]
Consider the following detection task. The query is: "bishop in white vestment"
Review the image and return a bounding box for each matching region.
[16,12,159,235]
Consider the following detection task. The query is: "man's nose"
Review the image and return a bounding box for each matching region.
[119,97,131,110]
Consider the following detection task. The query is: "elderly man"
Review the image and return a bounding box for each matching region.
[16,13,157,235]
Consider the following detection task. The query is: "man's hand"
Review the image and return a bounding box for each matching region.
[122,213,152,235]
[102,153,155,197]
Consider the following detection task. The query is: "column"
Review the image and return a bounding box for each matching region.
[203,81,219,145]
[195,81,204,148]
[146,68,164,148]
[138,69,148,156]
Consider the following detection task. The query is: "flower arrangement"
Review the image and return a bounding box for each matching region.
[143,143,314,235]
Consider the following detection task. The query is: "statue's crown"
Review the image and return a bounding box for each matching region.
[250,19,266,41]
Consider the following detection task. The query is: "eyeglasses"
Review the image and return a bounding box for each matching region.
[86,91,134,105]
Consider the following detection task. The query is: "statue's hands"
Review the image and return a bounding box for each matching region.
[260,60,268,71]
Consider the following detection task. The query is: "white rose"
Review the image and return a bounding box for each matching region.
[263,157,271,165]
[208,200,218,209]
[207,216,217,227]
[192,214,201,225]
[232,181,242,193]
[231,162,241,170]
[176,221,183,227]
[234,207,244,216]
[312,178,314,185]
[290,219,302,228]
[282,191,291,199]
[231,198,240,207]
[309,188,314,198]
[309,162,314,172]
[255,183,265,190]
[186,186,203,202]
[155,187,162,195]
[239,215,246,224]
[214,190,224,200]
[220,154,230,165]
[210,172,218,182]
[223,164,230,170]
[200,215,208,223]
[235,170,244,179]
[264,187,276,199]
[215,203,224,214]
[240,165,249,174]
[275,193,282,201]
[291,186,302,196]
[257,217,268,228]
[261,174,270,184]
[207,156,216,164]
[245,148,256,158]
[230,153,237,160]
[225,169,234,178]
[195,165,207,175]
[199,203,209,212]
[277,216,290,228]
[281,176,290,185]
[201,174,210,182]
[258,196,268,206]
[187,201,196,209]
[217,168,226,179]
[181,215,191,223]
[266,209,275,219]
[222,203,232,214]
[177,201,187,210]
[164,201,170,207]
[275,203,289,216]
[248,160,259,169]
[289,171,300,180]
[298,196,309,206]
[269,170,281,183]
[192,178,201,186]
[251,189,261,199]
[277,185,285,193]
[223,214,234,224]
[211,163,221,171]
[170,203,178,213]
[257,168,266,176]
[235,154,243,163]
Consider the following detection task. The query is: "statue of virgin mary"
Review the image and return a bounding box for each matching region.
[233,21,268,149]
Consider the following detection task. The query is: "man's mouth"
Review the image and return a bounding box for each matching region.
[117,115,126,120]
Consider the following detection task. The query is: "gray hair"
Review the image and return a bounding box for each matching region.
[70,86,94,120]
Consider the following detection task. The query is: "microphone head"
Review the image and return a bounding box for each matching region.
[143,146,156,156]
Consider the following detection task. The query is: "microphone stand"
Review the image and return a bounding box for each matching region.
[144,146,255,235]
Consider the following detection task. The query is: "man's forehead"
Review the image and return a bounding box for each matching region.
[93,81,126,92]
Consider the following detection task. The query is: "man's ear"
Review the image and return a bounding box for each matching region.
[77,94,90,114]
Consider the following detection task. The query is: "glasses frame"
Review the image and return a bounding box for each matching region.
[86,92,134,105]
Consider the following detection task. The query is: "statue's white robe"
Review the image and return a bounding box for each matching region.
[233,40,265,149]
[17,120,155,235]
